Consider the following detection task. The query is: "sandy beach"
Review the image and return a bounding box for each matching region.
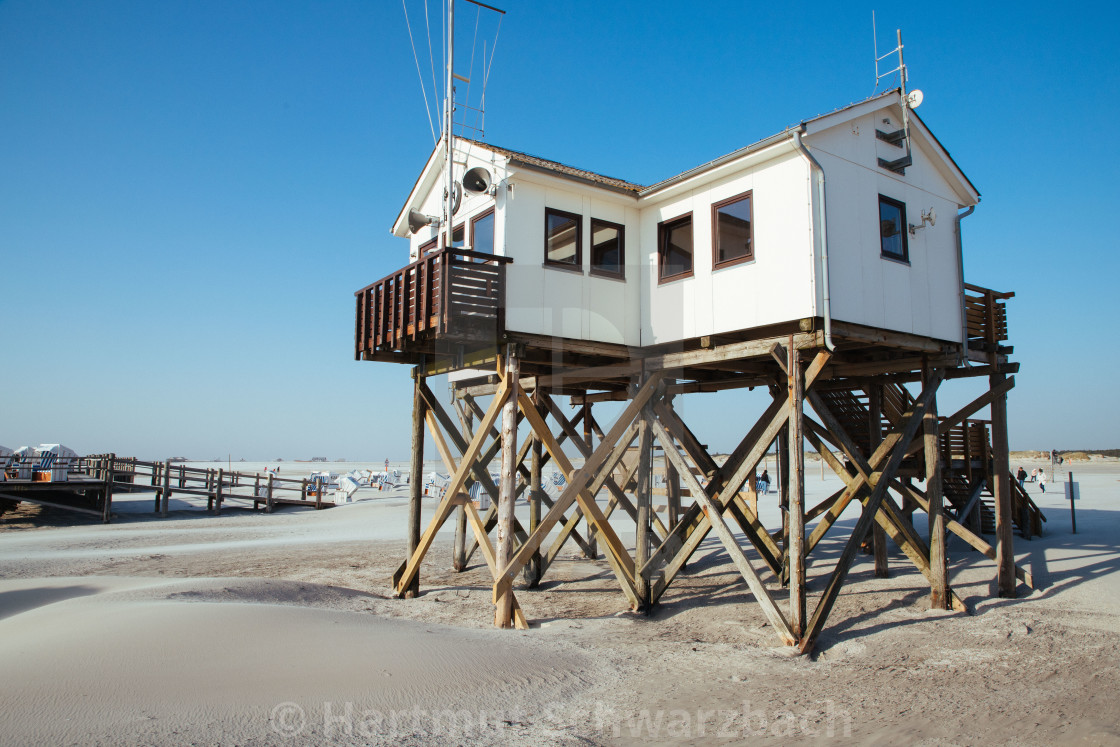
[2,458,1119,745]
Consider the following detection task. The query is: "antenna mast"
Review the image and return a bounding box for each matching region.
[873,15,917,172]
[444,0,456,250]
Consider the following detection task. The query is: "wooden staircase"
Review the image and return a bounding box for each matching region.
[813,385,1045,538]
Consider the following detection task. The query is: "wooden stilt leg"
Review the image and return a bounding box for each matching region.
[525,388,544,587]
[925,367,949,609]
[494,348,520,627]
[452,403,472,572]
[583,399,599,560]
[635,375,653,610]
[778,428,790,585]
[787,341,806,638]
[869,385,889,578]
[406,367,427,598]
[990,372,1016,598]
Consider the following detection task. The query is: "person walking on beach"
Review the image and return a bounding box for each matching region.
[1030,468,1038,483]
[1017,467,1027,487]
[757,469,770,495]
[1039,468,1048,493]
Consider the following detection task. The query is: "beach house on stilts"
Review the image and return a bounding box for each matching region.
[353,82,1039,652]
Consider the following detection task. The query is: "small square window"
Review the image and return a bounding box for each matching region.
[544,208,582,268]
[590,218,624,278]
[878,195,909,262]
[712,191,753,268]
[658,213,693,283]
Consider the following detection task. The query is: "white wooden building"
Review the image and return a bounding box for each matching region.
[363,89,981,364]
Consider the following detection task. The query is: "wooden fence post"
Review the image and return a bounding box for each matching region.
[160,459,172,517]
[787,341,806,637]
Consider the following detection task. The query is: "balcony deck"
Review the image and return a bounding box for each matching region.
[354,248,512,362]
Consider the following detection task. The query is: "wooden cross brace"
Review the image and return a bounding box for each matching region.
[491,372,667,611]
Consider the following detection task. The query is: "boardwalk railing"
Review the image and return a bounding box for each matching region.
[79,459,336,516]
[963,283,1013,352]
[354,247,512,359]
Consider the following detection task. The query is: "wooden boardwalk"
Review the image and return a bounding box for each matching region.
[1,456,335,524]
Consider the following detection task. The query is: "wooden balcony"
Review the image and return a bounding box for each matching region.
[354,248,512,360]
[964,283,1013,358]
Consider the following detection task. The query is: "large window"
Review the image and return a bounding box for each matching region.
[878,194,908,262]
[658,213,693,283]
[470,208,495,254]
[712,191,753,268]
[590,218,624,278]
[545,208,582,268]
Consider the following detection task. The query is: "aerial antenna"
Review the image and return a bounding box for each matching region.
[872,13,921,174]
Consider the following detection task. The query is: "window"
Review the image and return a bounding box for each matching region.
[544,208,582,268]
[658,213,693,282]
[470,208,495,254]
[450,224,465,248]
[712,191,753,268]
[419,236,438,256]
[589,218,624,278]
[878,195,908,262]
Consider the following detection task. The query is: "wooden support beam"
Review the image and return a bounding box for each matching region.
[799,372,941,655]
[892,479,1034,589]
[869,385,889,579]
[635,375,654,610]
[406,369,427,598]
[526,389,544,588]
[493,374,665,609]
[494,349,519,628]
[990,372,1016,598]
[925,367,949,609]
[653,417,796,646]
[787,340,806,637]
[393,380,510,597]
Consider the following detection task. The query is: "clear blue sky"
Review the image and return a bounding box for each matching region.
[1,0,1117,459]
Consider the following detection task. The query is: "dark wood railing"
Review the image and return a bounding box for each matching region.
[963,283,1013,350]
[354,248,512,358]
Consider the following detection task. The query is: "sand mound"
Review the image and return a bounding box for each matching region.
[0,577,593,745]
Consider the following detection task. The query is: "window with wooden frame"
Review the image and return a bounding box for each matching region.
[712,191,753,269]
[658,213,694,283]
[437,224,466,249]
[470,207,495,254]
[419,236,438,256]
[544,208,582,268]
[878,194,908,262]
[589,218,625,278]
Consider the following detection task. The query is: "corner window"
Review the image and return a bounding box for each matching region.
[878,195,908,262]
[658,213,693,283]
[590,218,624,278]
[712,191,753,268]
[470,208,495,254]
[545,208,582,268]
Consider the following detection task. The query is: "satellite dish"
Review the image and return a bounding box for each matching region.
[463,166,493,195]
[907,89,924,109]
[408,209,437,235]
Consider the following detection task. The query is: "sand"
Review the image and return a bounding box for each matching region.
[2,458,1119,745]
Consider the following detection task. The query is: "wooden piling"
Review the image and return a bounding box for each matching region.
[266,472,274,513]
[213,468,224,514]
[525,388,544,587]
[925,368,949,609]
[990,372,1016,598]
[869,384,889,578]
[452,400,472,572]
[406,367,427,598]
[583,398,599,560]
[494,348,520,627]
[635,374,654,610]
[787,341,806,637]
